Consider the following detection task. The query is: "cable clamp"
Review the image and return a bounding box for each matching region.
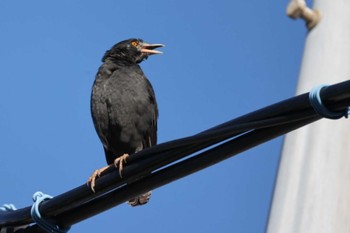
[0,204,16,212]
[1,204,29,233]
[31,191,71,233]
[309,85,349,119]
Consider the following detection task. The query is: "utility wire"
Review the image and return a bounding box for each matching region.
[1,80,350,232]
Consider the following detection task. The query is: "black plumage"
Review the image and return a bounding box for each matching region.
[88,38,164,206]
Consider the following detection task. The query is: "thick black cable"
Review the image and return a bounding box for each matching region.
[0,110,308,228]
[53,114,319,226]
[1,80,350,230]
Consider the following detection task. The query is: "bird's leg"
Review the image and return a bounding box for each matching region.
[114,153,129,177]
[87,165,110,192]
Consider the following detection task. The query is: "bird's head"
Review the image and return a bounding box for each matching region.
[102,38,164,64]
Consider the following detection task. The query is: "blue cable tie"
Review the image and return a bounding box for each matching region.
[0,204,17,212]
[1,204,18,233]
[309,84,349,119]
[1,205,30,233]
[31,191,71,233]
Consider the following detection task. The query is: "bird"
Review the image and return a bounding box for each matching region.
[87,38,164,206]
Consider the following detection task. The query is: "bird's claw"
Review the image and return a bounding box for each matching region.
[86,154,129,192]
[114,153,129,177]
[87,165,109,192]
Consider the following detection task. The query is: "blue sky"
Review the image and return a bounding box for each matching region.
[0,1,306,232]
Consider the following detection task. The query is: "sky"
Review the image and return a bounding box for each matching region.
[0,1,307,232]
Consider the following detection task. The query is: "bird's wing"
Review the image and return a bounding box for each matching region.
[90,63,117,151]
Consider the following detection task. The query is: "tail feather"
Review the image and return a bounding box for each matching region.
[128,191,152,207]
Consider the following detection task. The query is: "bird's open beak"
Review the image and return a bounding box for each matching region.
[141,43,165,55]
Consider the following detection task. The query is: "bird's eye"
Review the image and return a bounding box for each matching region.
[131,41,139,47]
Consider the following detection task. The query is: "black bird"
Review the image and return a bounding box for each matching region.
[88,38,163,206]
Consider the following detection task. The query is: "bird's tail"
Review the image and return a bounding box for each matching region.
[128,191,152,207]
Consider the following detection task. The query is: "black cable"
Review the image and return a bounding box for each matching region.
[53,114,319,226]
[1,80,350,230]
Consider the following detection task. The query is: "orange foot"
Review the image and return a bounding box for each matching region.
[87,154,129,192]
[87,165,110,192]
[114,153,129,177]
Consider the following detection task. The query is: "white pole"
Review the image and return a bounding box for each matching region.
[267,1,350,233]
